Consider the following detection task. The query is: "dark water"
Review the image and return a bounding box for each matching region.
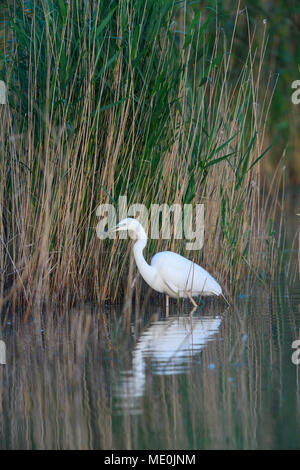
[0,279,300,449]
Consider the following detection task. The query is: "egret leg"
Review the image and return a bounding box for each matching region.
[166,295,169,317]
[190,306,197,317]
[187,292,198,308]
[221,292,231,306]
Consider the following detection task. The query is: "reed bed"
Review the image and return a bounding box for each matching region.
[0,0,283,311]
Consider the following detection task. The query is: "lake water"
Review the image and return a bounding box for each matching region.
[0,278,300,449]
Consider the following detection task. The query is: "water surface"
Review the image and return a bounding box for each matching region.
[0,280,299,449]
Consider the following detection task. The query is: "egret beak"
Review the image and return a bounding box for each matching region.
[105,225,118,233]
[99,222,127,237]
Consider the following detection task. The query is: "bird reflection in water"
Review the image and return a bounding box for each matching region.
[115,309,222,413]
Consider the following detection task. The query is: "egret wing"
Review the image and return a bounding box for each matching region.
[151,251,221,295]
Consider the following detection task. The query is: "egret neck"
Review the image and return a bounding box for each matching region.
[132,229,156,289]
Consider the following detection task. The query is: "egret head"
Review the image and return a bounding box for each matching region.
[105,218,147,240]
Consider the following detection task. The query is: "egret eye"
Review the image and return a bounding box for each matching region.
[128,229,137,239]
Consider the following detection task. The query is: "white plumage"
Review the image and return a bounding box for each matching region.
[104,217,222,306]
[150,251,222,298]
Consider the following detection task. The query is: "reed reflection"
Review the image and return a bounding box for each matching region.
[0,283,299,450]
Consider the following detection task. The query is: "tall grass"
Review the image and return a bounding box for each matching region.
[0,0,282,310]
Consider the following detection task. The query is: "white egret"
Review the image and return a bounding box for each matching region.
[103,217,223,308]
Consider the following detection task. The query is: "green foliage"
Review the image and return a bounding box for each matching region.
[189,0,300,182]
